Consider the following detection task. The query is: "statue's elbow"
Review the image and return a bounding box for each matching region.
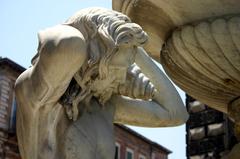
[171,109,189,126]
[162,108,189,127]
[154,109,189,127]
[14,70,28,96]
[38,25,87,60]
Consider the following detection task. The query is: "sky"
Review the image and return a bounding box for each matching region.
[1,1,187,159]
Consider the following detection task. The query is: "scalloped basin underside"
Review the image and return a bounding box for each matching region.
[161,16,240,113]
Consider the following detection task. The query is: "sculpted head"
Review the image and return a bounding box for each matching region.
[64,8,149,104]
[66,8,147,77]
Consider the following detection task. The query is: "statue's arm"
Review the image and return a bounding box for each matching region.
[113,47,188,127]
[15,25,87,107]
[14,25,87,159]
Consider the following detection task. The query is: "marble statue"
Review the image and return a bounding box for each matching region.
[15,8,188,159]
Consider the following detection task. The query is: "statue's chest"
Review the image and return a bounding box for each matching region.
[62,102,115,159]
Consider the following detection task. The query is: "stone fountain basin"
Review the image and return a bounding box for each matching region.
[113,0,240,113]
[161,17,240,113]
[113,0,240,62]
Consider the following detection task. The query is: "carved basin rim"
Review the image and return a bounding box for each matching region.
[112,0,240,62]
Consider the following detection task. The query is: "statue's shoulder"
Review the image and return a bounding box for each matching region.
[38,25,86,48]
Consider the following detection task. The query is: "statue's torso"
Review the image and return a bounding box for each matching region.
[17,91,116,159]
[60,100,116,159]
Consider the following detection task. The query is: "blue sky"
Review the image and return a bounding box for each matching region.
[1,1,187,159]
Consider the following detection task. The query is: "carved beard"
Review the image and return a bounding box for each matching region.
[90,66,127,105]
[91,78,118,105]
[60,63,128,118]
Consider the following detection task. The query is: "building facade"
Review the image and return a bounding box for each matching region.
[115,124,171,159]
[0,58,25,159]
[186,95,238,159]
[0,57,171,159]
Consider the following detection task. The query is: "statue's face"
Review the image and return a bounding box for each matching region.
[90,46,136,103]
[108,46,136,84]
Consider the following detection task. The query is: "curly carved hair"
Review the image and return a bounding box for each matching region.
[65,7,148,79]
[60,8,149,106]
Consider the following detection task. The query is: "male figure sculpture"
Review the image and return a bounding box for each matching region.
[15,8,188,159]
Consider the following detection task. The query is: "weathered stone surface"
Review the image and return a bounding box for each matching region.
[15,8,188,159]
[224,143,240,159]
[161,16,240,114]
[113,0,240,62]
[113,1,240,158]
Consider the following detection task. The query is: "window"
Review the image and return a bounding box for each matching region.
[9,93,17,132]
[151,152,155,159]
[126,148,134,159]
[139,154,146,159]
[115,142,120,159]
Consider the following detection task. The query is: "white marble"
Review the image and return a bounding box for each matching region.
[15,8,188,159]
